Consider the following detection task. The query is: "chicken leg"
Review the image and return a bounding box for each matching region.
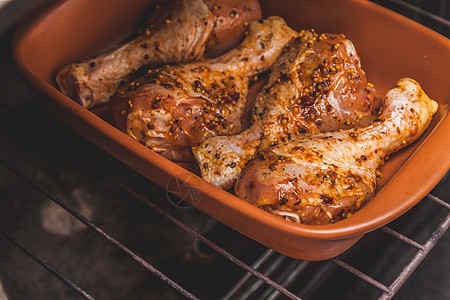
[110,16,297,161]
[56,0,262,108]
[194,31,383,189]
[235,78,438,225]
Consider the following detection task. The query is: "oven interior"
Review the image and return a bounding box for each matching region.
[0,0,449,299]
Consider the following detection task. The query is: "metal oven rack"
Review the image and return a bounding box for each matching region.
[0,1,449,299]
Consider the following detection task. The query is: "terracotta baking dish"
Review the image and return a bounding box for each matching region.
[13,0,450,260]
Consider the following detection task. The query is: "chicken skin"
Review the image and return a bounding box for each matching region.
[110,17,297,161]
[194,31,383,189]
[56,0,262,108]
[235,78,438,225]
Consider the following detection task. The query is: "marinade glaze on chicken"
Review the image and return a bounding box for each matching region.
[110,17,297,161]
[194,31,383,189]
[56,0,261,109]
[235,78,438,225]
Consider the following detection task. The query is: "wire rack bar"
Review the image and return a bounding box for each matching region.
[378,211,450,300]
[0,229,94,300]
[0,161,199,300]
[381,227,424,250]
[426,193,450,209]
[232,252,288,300]
[95,164,302,300]
[334,193,450,299]
[383,0,450,27]
[222,248,276,299]
[332,258,391,294]
[261,260,310,300]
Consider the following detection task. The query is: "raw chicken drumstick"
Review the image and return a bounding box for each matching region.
[56,0,261,108]
[110,17,297,161]
[235,78,438,225]
[194,31,383,189]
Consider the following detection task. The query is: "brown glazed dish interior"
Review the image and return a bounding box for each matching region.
[13,0,450,260]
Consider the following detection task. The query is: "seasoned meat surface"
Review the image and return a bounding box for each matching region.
[110,17,297,161]
[56,0,262,108]
[194,31,383,189]
[235,78,438,225]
